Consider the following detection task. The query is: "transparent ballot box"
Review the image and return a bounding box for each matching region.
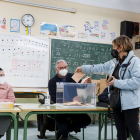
[62,83,96,107]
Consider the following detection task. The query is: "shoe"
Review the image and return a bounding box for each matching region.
[56,129,62,139]
[61,137,68,140]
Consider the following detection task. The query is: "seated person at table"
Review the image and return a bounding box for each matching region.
[48,59,91,140]
[0,68,15,138]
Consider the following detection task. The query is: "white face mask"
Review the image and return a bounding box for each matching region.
[0,76,5,85]
[59,69,68,77]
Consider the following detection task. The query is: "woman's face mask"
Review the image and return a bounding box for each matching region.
[111,49,119,58]
[59,69,68,77]
[0,76,5,85]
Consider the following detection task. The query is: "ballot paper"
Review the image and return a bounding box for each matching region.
[72,72,85,83]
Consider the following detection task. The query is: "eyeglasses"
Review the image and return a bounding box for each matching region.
[57,66,68,70]
[0,74,5,77]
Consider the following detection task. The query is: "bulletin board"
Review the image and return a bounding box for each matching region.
[0,33,49,87]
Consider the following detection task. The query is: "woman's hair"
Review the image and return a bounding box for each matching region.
[0,68,3,71]
[112,35,133,52]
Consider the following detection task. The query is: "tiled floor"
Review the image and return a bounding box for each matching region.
[1,121,118,140]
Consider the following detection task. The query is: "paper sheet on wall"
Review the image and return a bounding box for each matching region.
[89,33,99,41]
[78,31,88,39]
[0,17,7,31]
[101,31,107,42]
[102,19,109,30]
[59,24,76,38]
[10,19,20,33]
[110,32,116,42]
[23,25,31,36]
[40,22,57,36]
[93,21,100,32]
[0,33,49,87]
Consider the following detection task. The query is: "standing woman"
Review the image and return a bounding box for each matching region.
[75,35,140,140]
[0,68,15,138]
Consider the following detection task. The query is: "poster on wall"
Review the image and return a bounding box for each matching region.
[102,19,109,30]
[78,31,88,39]
[101,31,107,42]
[59,24,76,38]
[10,19,20,33]
[0,17,7,31]
[110,32,116,42]
[23,25,31,36]
[40,22,57,36]
[0,33,49,87]
[89,33,99,41]
[93,21,100,32]
[84,21,93,33]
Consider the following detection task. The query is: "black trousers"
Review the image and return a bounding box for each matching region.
[54,114,91,137]
[113,108,140,140]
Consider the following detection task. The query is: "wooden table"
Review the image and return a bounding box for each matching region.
[14,91,46,98]
[0,107,21,140]
[18,103,109,140]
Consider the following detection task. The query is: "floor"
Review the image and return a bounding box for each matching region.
[1,120,118,140]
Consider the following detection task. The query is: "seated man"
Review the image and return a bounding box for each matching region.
[48,59,91,140]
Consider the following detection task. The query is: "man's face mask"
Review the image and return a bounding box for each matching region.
[0,76,5,85]
[59,69,68,77]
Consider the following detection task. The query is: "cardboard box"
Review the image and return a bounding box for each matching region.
[91,80,100,94]
[0,102,14,109]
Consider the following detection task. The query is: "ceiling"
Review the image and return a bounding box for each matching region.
[64,0,140,14]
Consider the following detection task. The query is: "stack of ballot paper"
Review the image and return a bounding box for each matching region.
[0,102,14,109]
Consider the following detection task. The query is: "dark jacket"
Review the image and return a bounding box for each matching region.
[98,87,110,105]
[48,73,78,103]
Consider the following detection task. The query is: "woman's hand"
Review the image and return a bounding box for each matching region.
[81,76,91,83]
[106,76,115,86]
[75,67,82,73]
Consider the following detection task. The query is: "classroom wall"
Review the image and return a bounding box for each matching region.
[0,0,140,90]
[0,0,140,42]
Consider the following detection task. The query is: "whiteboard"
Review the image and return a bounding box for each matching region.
[0,33,49,87]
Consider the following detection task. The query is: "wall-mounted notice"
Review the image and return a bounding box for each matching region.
[0,33,49,87]
[110,32,116,42]
[0,17,7,31]
[59,24,76,38]
[89,33,99,41]
[102,19,109,30]
[78,31,88,39]
[101,31,107,42]
[10,19,20,33]
[93,21,100,32]
[40,22,57,36]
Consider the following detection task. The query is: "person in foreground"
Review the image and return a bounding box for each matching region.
[0,68,15,138]
[48,59,91,140]
[75,35,140,140]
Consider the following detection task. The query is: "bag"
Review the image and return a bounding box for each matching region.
[109,56,134,110]
[110,88,120,109]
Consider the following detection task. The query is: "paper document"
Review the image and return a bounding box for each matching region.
[72,72,85,83]
[14,103,22,107]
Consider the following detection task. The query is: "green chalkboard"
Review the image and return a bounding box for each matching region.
[50,39,113,80]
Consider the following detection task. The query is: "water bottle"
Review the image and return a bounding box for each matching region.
[45,92,50,106]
